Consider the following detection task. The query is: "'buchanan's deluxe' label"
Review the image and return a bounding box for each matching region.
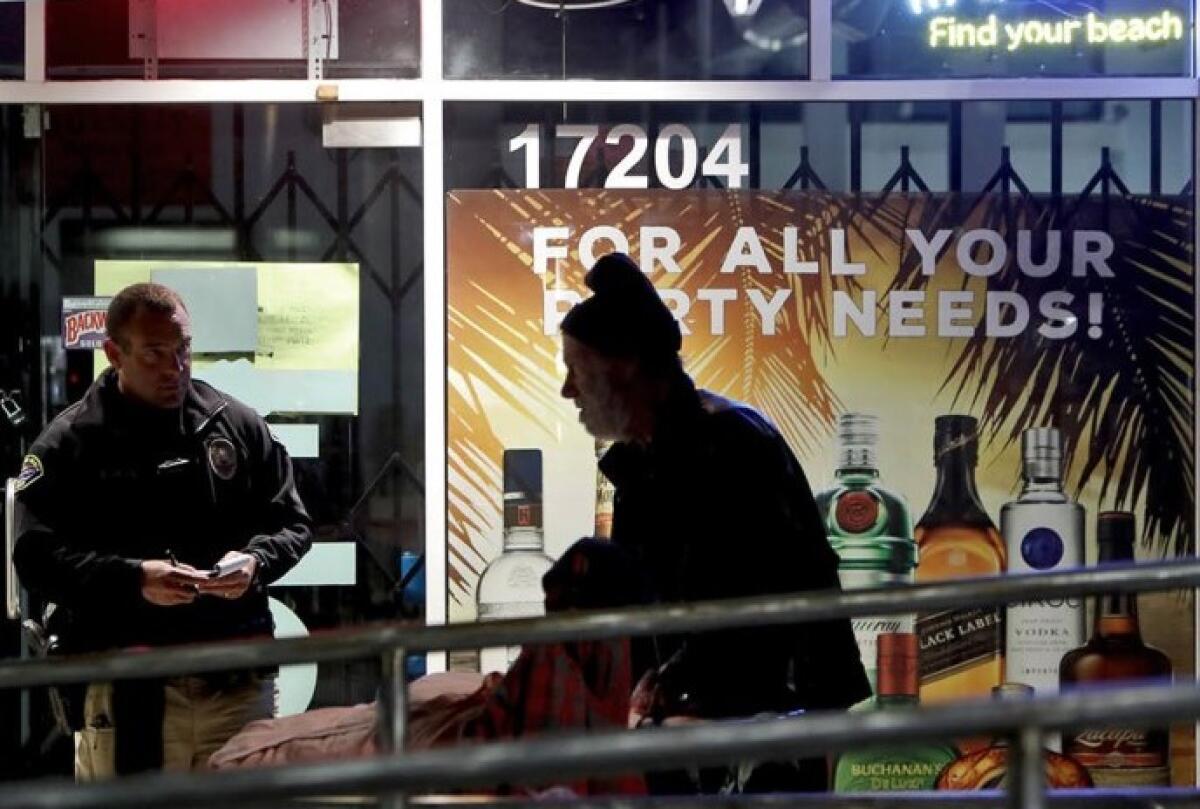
[843,760,943,790]
[834,749,956,793]
[1065,728,1170,786]
[917,607,1002,682]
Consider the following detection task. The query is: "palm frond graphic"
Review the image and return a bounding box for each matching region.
[445,190,863,606]
[891,186,1194,557]
[682,190,863,455]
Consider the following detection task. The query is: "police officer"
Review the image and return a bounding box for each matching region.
[14,282,313,779]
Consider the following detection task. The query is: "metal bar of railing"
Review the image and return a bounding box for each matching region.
[1008,728,1046,809]
[4,478,19,621]
[1,560,1197,690]
[415,795,1200,809]
[0,680,1195,809]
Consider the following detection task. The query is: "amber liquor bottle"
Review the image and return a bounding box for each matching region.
[914,415,1006,706]
[1059,511,1172,787]
[935,683,1092,790]
[593,439,615,539]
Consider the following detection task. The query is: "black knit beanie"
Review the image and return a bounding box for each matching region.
[560,252,682,362]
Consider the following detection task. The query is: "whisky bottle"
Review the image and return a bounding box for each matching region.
[815,413,918,695]
[833,632,957,792]
[1059,511,1172,787]
[935,683,1093,790]
[915,415,1006,705]
[594,439,615,539]
[476,448,555,674]
[1002,427,1085,696]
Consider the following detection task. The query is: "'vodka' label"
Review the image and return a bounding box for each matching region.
[478,600,542,674]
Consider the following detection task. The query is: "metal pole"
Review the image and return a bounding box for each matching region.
[1007,726,1046,809]
[378,646,407,753]
[378,646,408,809]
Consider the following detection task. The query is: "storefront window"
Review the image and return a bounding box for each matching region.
[837,0,1192,79]
[444,0,808,79]
[0,2,22,79]
[446,99,1192,194]
[46,0,419,79]
[1,102,424,774]
[444,98,1195,783]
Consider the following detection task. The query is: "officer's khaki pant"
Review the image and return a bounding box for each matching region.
[75,675,276,780]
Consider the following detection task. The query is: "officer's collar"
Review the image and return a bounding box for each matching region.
[182,378,229,435]
[76,369,227,436]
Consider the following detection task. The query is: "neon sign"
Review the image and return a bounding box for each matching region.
[928,11,1184,51]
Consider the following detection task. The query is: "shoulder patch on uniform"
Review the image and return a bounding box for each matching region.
[206,437,238,481]
[15,454,43,492]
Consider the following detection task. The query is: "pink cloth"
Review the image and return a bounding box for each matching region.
[207,672,484,770]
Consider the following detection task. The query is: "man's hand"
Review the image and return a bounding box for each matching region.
[198,551,258,601]
[140,560,208,606]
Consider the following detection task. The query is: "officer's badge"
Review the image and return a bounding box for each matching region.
[14,454,43,492]
[206,438,238,481]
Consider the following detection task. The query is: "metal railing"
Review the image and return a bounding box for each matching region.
[0,560,1197,809]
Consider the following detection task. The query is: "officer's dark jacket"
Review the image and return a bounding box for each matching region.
[601,378,871,719]
[13,370,312,651]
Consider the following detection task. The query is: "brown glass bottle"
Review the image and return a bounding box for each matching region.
[914,416,1006,707]
[1059,511,1172,787]
[935,683,1092,790]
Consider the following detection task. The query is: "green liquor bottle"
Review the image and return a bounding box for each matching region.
[834,633,958,792]
[815,413,919,694]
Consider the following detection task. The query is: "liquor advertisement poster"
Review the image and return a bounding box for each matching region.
[445,189,1194,786]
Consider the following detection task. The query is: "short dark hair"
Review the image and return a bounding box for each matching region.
[106,283,186,348]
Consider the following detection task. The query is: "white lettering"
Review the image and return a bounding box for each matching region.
[746,289,791,336]
[938,291,975,337]
[834,290,876,337]
[783,227,819,274]
[1017,230,1061,277]
[985,292,1029,338]
[658,289,692,336]
[640,226,683,274]
[543,290,582,335]
[1073,230,1115,277]
[700,286,734,333]
[1038,292,1077,339]
[532,226,570,275]
[906,228,954,275]
[831,229,865,276]
[696,288,738,335]
[721,226,772,274]
[889,291,926,337]
[957,228,1007,277]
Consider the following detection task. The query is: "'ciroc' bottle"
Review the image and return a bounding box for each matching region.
[915,415,1006,705]
[1059,511,1172,787]
[1002,427,1085,696]
[815,413,918,695]
[476,448,554,674]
